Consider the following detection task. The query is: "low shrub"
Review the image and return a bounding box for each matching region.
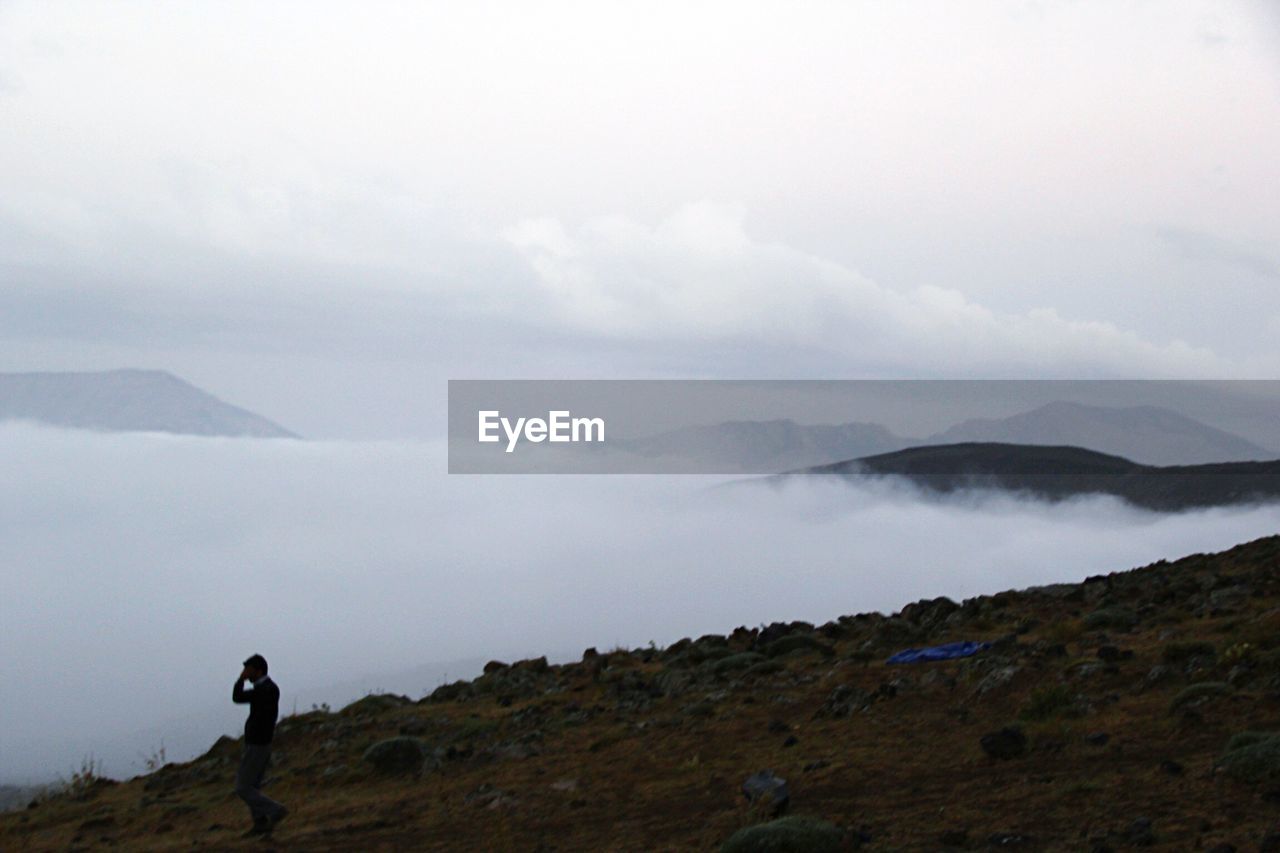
[721,816,843,853]
[1169,681,1232,713]
[1220,732,1280,784]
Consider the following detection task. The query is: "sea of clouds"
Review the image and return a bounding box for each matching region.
[3,423,1278,783]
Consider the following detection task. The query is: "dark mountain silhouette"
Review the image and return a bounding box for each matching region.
[0,369,296,438]
[928,401,1274,465]
[787,442,1280,511]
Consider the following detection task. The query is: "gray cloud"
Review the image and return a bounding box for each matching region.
[1156,225,1280,281]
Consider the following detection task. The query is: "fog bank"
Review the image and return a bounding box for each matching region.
[2,424,1276,782]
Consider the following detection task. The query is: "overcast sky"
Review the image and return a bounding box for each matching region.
[2,1,1278,437]
[3,2,1280,785]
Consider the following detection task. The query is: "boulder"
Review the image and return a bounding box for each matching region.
[721,816,842,853]
[362,737,428,776]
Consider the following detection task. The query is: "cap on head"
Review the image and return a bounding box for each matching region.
[242,654,269,675]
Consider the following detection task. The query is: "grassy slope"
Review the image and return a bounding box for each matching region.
[6,535,1280,851]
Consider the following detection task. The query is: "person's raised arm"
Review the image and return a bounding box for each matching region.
[233,666,252,703]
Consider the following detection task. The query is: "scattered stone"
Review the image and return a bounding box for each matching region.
[705,653,766,676]
[1097,645,1134,663]
[1084,607,1138,631]
[802,759,830,772]
[512,656,549,673]
[465,782,517,809]
[898,596,960,629]
[816,684,874,718]
[756,621,814,647]
[761,634,835,659]
[980,727,1028,761]
[77,815,116,831]
[974,666,1021,695]
[741,770,790,815]
[340,693,412,717]
[398,718,435,736]
[1085,732,1111,747]
[1159,759,1184,776]
[939,828,969,846]
[1162,641,1216,664]
[1207,586,1250,615]
[1124,817,1154,846]
[988,833,1033,847]
[783,735,799,748]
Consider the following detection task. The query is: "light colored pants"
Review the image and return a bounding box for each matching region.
[235,744,285,823]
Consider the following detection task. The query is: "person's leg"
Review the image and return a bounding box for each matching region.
[235,745,286,827]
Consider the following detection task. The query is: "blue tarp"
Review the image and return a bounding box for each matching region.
[886,640,990,664]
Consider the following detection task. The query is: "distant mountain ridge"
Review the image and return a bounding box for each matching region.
[0,369,296,438]
[928,400,1274,465]
[617,418,910,472]
[785,441,1280,511]
[621,400,1274,473]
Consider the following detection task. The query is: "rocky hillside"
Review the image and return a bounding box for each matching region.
[6,537,1280,850]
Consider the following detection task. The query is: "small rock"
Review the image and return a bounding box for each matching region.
[1159,759,1184,776]
[817,684,874,718]
[974,666,1021,695]
[1124,817,1154,846]
[981,727,1028,760]
[1085,732,1111,747]
[1097,645,1122,662]
[741,770,790,815]
[465,782,517,809]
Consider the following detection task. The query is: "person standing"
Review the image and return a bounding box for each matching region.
[233,654,288,836]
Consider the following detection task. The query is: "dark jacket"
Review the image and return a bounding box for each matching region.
[233,676,280,745]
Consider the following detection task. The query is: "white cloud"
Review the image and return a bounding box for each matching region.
[505,202,1239,377]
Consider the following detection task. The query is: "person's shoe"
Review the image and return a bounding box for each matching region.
[241,819,270,837]
[264,807,289,833]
